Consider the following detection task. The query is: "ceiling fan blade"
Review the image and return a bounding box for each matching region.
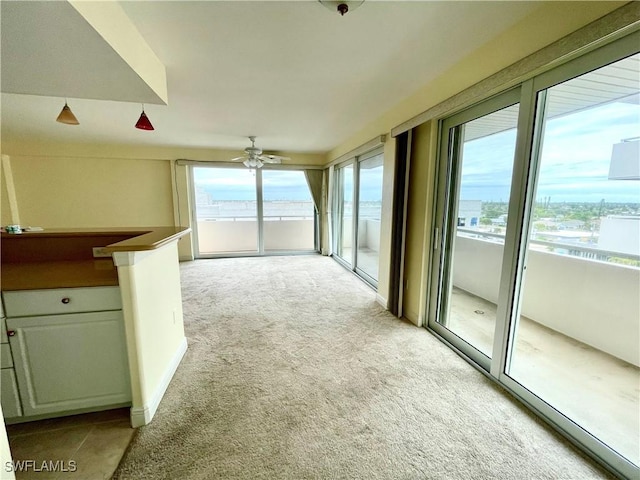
[229,156,247,162]
[260,154,289,163]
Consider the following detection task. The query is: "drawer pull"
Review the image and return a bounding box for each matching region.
[7,330,15,337]
[61,297,71,304]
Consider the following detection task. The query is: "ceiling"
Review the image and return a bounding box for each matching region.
[464,54,640,141]
[1,1,548,154]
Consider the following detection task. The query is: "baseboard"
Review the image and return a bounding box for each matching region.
[179,255,194,262]
[375,294,388,310]
[130,337,188,427]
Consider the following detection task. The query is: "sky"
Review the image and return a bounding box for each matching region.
[460,100,640,204]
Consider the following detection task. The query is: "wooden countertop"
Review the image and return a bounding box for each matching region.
[1,226,190,252]
[1,227,191,291]
[103,226,191,252]
[1,260,119,291]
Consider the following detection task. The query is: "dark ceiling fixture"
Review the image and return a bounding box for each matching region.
[56,101,79,125]
[135,105,154,131]
[319,1,364,16]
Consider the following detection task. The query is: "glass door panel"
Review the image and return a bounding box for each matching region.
[262,170,315,252]
[507,55,640,466]
[335,163,354,265]
[356,153,384,282]
[437,103,520,358]
[193,167,258,255]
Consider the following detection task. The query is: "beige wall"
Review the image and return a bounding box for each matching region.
[114,242,186,427]
[1,159,14,226]
[3,154,174,229]
[402,122,436,325]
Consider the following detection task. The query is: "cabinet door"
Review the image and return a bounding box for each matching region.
[7,311,131,417]
[1,368,23,418]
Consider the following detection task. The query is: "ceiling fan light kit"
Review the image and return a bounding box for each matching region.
[231,136,291,169]
[319,0,364,16]
[243,158,264,169]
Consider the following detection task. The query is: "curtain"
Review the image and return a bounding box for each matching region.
[304,170,323,214]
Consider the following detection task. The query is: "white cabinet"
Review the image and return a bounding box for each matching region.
[2,286,122,317]
[0,369,22,418]
[7,311,131,417]
[1,315,23,418]
[2,286,131,420]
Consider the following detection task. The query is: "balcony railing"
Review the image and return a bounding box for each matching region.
[196,217,315,253]
[453,230,640,367]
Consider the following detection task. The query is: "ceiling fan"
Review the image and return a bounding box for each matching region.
[231,136,290,169]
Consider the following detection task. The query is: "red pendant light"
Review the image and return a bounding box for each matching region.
[135,106,154,131]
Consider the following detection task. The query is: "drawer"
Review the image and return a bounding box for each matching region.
[1,344,12,368]
[2,286,122,317]
[1,317,7,343]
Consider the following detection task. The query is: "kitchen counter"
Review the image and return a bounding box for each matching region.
[1,226,189,429]
[1,260,118,291]
[1,227,190,290]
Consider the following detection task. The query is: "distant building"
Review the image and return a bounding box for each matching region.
[559,219,585,230]
[598,215,640,255]
[458,200,482,227]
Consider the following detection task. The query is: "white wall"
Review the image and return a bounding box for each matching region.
[598,216,640,256]
[196,219,315,253]
[452,235,640,367]
[357,219,381,253]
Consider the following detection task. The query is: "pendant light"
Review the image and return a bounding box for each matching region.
[56,101,79,125]
[135,105,154,131]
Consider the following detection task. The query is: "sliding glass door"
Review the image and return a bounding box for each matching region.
[429,34,639,478]
[192,166,317,257]
[356,152,384,281]
[262,170,315,252]
[333,148,384,286]
[506,54,640,468]
[193,167,258,255]
[334,162,354,266]
[431,94,520,364]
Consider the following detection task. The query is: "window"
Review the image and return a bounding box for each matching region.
[332,148,384,286]
[430,33,639,478]
[192,166,317,257]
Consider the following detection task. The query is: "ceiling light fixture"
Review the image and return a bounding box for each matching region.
[243,158,264,169]
[56,101,79,125]
[135,105,154,131]
[230,137,290,169]
[319,1,364,16]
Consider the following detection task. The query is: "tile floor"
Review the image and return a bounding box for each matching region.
[5,408,135,480]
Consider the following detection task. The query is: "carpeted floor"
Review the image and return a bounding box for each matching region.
[113,255,612,479]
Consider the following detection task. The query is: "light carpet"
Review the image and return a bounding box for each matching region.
[113,255,611,479]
